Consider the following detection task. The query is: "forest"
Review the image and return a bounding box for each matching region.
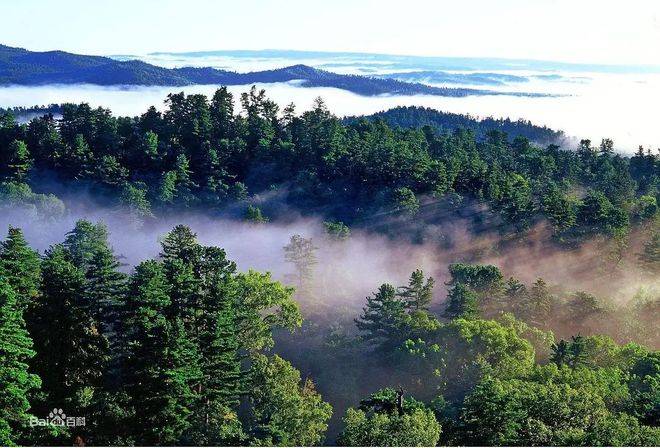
[0,86,658,446]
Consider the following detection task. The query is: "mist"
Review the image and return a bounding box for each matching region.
[2,71,660,153]
[1,194,655,316]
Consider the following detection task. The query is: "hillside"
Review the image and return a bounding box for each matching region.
[0,44,548,97]
[347,106,565,144]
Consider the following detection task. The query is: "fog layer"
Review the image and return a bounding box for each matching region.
[2,72,659,152]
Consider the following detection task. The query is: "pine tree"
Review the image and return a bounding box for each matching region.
[122,260,202,445]
[397,269,434,311]
[186,286,244,445]
[443,283,479,319]
[355,284,406,348]
[0,226,41,310]
[283,234,318,296]
[523,278,554,328]
[62,220,125,342]
[28,245,109,429]
[3,140,32,182]
[0,276,40,446]
[160,225,203,267]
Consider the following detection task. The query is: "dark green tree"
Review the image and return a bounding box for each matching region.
[0,226,41,310]
[0,276,41,446]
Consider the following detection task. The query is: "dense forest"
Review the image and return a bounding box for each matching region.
[0,86,658,446]
[348,106,565,145]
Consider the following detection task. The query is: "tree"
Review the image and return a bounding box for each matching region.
[458,365,660,446]
[397,269,434,311]
[62,220,125,331]
[578,190,629,235]
[172,153,197,207]
[0,276,40,446]
[244,205,269,224]
[28,245,109,444]
[2,140,32,182]
[520,278,554,328]
[122,261,202,445]
[355,284,406,349]
[391,187,420,216]
[550,335,588,368]
[283,234,318,295]
[338,389,440,446]
[500,173,533,227]
[62,134,94,179]
[444,283,479,319]
[95,155,128,188]
[638,231,660,275]
[247,355,332,446]
[119,183,154,224]
[541,184,577,231]
[0,226,41,310]
[323,221,350,241]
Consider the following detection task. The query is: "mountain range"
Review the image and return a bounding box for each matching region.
[0,44,548,97]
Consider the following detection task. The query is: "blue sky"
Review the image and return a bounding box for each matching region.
[3,0,659,64]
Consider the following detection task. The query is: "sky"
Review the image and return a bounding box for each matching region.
[2,0,660,65]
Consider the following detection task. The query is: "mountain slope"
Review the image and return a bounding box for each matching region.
[347,106,565,144]
[0,44,548,97]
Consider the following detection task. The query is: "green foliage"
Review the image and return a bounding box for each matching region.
[338,389,441,446]
[28,244,110,443]
[0,182,65,220]
[458,365,660,446]
[247,355,332,446]
[283,234,317,295]
[639,231,660,274]
[323,221,351,241]
[0,277,40,446]
[2,89,653,241]
[244,204,269,223]
[391,187,420,216]
[0,227,41,309]
[398,269,434,311]
[356,284,405,348]
[1,140,32,182]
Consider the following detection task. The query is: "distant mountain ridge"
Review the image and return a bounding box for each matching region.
[138,48,660,74]
[0,44,549,97]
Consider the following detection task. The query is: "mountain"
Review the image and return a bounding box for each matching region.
[375,71,529,86]
[347,106,565,144]
[141,48,660,74]
[0,44,548,97]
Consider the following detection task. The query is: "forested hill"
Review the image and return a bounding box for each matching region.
[0,86,657,244]
[346,106,565,144]
[0,44,547,97]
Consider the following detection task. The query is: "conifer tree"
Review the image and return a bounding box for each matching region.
[122,261,201,445]
[355,284,406,348]
[0,276,40,446]
[0,226,41,310]
[28,245,109,426]
[397,269,434,311]
[443,283,479,319]
[3,140,32,182]
[283,234,318,296]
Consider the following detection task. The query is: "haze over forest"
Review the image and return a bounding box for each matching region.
[0,1,659,446]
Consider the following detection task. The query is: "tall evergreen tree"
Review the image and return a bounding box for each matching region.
[283,234,318,296]
[0,276,40,446]
[122,260,202,445]
[28,245,109,444]
[355,284,406,348]
[0,227,41,310]
[397,269,434,311]
[443,283,479,319]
